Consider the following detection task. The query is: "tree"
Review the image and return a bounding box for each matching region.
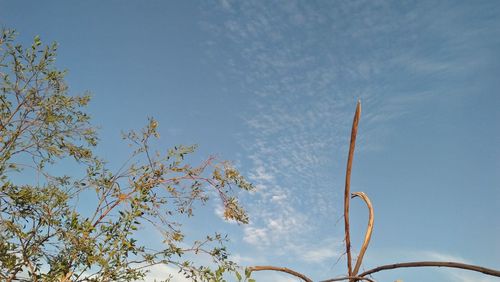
[0,29,254,281]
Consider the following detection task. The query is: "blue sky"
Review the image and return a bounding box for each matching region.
[1,1,499,281]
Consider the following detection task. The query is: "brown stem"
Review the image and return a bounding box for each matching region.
[247,266,313,282]
[344,100,361,277]
[358,261,500,278]
[60,271,73,282]
[320,276,376,282]
[351,192,374,276]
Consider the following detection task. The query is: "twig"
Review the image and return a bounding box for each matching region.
[358,261,500,278]
[344,100,361,277]
[60,271,73,282]
[320,276,376,282]
[351,192,374,276]
[247,266,313,282]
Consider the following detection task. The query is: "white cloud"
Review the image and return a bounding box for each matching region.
[202,2,500,279]
[419,250,469,263]
[142,264,190,282]
[218,0,231,10]
[292,237,343,264]
[243,226,270,246]
[300,247,339,264]
[249,165,275,182]
[270,193,287,203]
[230,253,263,265]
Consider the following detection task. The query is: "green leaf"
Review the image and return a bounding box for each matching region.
[33,35,41,47]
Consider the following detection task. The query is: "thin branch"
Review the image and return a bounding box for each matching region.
[344,100,361,277]
[351,192,374,276]
[320,276,376,282]
[247,266,313,282]
[358,261,500,278]
[60,271,73,282]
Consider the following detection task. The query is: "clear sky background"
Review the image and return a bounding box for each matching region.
[1,1,499,281]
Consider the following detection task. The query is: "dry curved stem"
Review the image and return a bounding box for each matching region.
[358,261,500,278]
[247,266,313,282]
[351,192,374,277]
[344,100,361,277]
[320,276,376,282]
[246,101,500,282]
[60,271,73,282]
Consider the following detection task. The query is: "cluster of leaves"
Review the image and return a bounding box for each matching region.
[0,29,254,281]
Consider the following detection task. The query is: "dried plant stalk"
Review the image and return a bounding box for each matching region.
[351,192,374,277]
[60,271,73,282]
[246,101,500,282]
[344,100,361,276]
[358,261,500,278]
[247,266,313,282]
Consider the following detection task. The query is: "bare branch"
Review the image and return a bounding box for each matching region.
[320,276,376,282]
[358,261,500,278]
[247,266,313,282]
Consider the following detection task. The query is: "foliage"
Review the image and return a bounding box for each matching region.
[0,29,254,282]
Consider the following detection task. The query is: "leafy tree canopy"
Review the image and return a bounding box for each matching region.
[0,29,254,282]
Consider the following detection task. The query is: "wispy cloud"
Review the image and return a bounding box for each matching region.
[230,253,265,265]
[298,240,343,264]
[417,250,497,282]
[200,1,500,278]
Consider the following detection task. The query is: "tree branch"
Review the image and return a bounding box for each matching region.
[247,266,313,282]
[320,276,376,282]
[358,261,500,278]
